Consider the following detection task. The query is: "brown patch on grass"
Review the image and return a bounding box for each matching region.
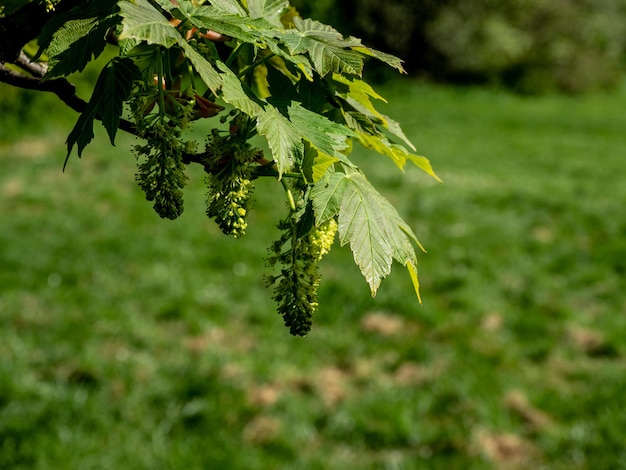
[109,379,127,401]
[220,363,246,381]
[482,313,504,332]
[2,178,24,198]
[392,360,444,387]
[504,390,554,432]
[6,138,58,160]
[242,415,282,445]
[315,366,351,406]
[183,325,255,354]
[475,429,541,469]
[247,384,283,408]
[532,226,555,244]
[184,328,226,353]
[567,325,609,356]
[360,311,406,336]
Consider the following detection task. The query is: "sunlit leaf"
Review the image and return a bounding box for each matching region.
[337,171,424,297]
[246,0,288,26]
[280,17,364,76]
[216,61,264,116]
[208,0,247,15]
[179,43,222,93]
[256,105,303,176]
[337,172,394,296]
[119,0,180,48]
[406,261,422,304]
[288,102,354,158]
[357,134,441,181]
[301,143,339,184]
[352,45,405,73]
[311,169,346,224]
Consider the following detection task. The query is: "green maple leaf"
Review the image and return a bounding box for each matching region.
[333,74,418,152]
[280,17,364,77]
[301,143,339,184]
[189,8,266,44]
[66,57,140,162]
[207,0,247,15]
[118,0,180,48]
[246,0,288,26]
[337,172,394,295]
[217,62,264,116]
[311,169,346,224]
[352,45,406,73]
[313,170,424,298]
[43,1,120,78]
[256,105,303,176]
[357,134,441,181]
[287,102,354,159]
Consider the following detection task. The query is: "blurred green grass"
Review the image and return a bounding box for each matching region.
[1,78,625,469]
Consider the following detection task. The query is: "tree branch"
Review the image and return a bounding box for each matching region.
[15,51,47,78]
[0,62,212,166]
[0,62,88,112]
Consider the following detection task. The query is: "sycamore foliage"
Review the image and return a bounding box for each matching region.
[34,0,440,335]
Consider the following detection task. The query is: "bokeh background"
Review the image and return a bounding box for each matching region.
[1,1,626,468]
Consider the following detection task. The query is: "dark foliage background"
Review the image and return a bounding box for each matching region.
[291,0,626,93]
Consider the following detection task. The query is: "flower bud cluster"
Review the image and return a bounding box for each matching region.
[128,77,196,220]
[133,124,187,220]
[308,218,338,261]
[204,129,257,238]
[266,205,336,336]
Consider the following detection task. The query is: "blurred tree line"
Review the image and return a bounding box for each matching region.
[291,0,626,93]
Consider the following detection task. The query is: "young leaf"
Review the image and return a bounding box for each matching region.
[256,105,303,177]
[301,142,339,184]
[99,57,141,144]
[406,260,422,304]
[335,171,425,297]
[189,9,265,44]
[337,172,394,296]
[180,43,223,94]
[333,73,387,104]
[352,45,406,73]
[357,134,442,181]
[150,0,178,13]
[332,74,417,151]
[382,113,417,151]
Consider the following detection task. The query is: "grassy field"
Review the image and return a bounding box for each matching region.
[1,78,625,469]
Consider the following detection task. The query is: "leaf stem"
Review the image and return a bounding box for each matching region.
[237,53,276,78]
[156,47,166,123]
[282,179,297,211]
[224,42,244,69]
